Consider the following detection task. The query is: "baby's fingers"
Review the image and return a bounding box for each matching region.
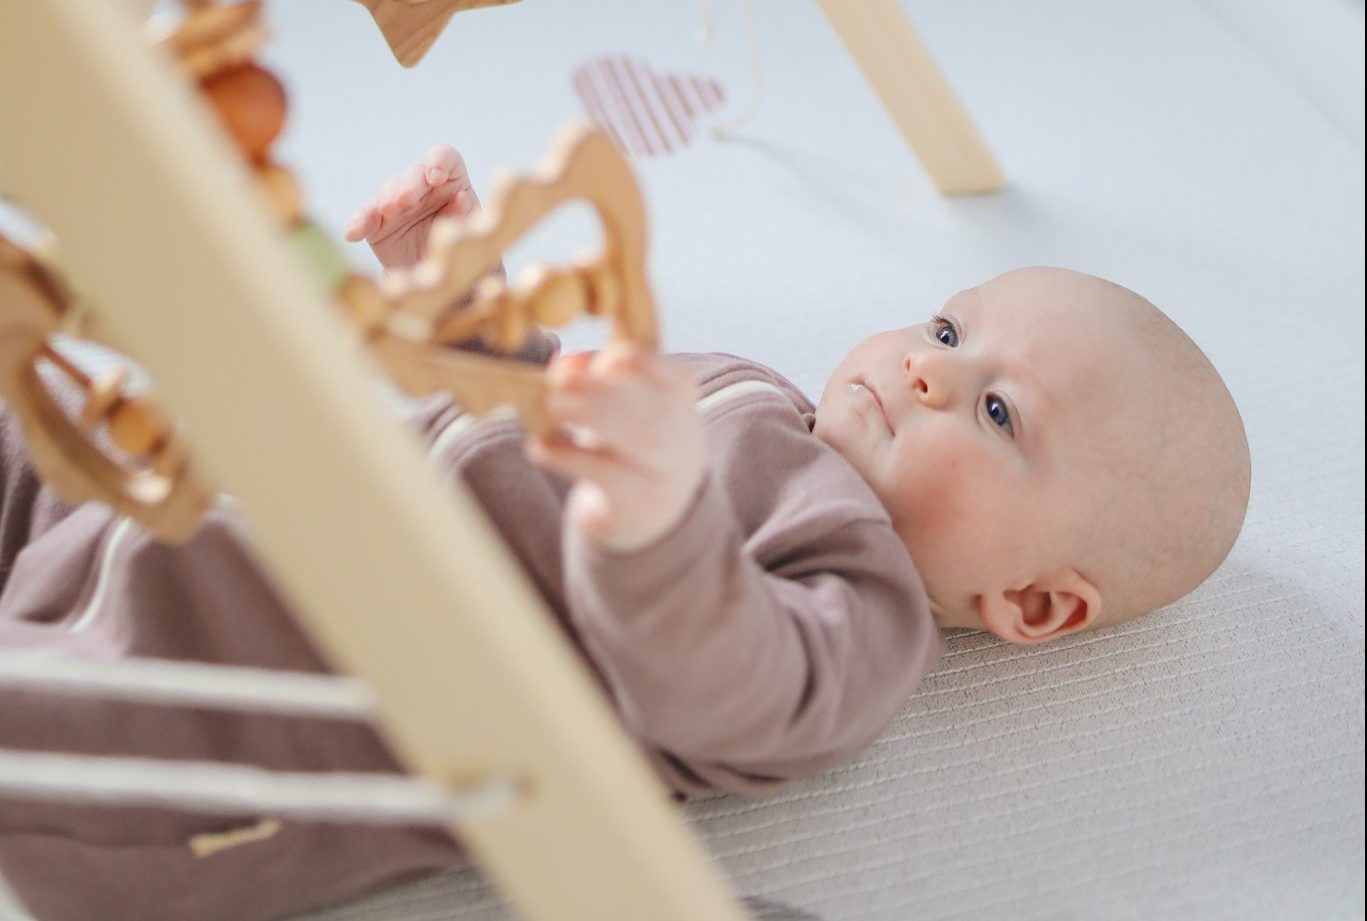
[343,204,381,242]
[378,164,429,216]
[543,380,656,459]
[525,432,635,486]
[423,144,466,187]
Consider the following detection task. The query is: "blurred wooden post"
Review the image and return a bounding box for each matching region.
[815,0,1005,194]
[0,3,750,921]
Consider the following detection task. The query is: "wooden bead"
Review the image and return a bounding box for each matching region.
[497,303,529,352]
[179,23,268,80]
[425,216,462,255]
[79,368,128,429]
[200,64,286,163]
[151,436,189,478]
[108,397,168,459]
[257,162,302,226]
[289,220,350,292]
[164,1,267,80]
[581,263,619,319]
[523,266,588,328]
[336,274,388,334]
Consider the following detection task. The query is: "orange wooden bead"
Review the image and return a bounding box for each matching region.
[524,266,588,328]
[108,398,168,459]
[78,368,128,429]
[201,64,286,163]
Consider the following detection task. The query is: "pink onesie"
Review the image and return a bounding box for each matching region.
[0,349,942,920]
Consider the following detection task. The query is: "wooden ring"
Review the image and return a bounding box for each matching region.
[0,235,214,543]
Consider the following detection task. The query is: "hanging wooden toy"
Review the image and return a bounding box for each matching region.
[0,0,657,540]
[338,122,657,435]
[0,0,298,542]
[0,234,214,543]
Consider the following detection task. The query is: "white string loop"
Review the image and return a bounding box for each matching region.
[0,750,524,826]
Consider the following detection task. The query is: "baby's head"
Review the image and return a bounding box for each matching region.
[814,267,1250,644]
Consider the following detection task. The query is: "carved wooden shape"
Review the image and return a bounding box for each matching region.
[352,123,657,434]
[352,0,522,68]
[0,236,214,542]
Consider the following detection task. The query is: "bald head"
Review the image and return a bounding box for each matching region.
[1017,269,1251,626]
[817,266,1250,642]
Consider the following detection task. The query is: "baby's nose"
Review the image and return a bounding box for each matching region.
[902,353,953,409]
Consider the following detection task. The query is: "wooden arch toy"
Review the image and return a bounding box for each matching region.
[342,122,657,435]
[0,236,214,543]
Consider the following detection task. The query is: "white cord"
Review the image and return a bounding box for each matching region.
[0,651,375,720]
[0,750,522,825]
[699,0,764,138]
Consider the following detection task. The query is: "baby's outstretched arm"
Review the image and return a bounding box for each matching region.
[344,144,483,271]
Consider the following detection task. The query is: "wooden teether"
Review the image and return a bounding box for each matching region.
[341,123,656,435]
[0,235,214,542]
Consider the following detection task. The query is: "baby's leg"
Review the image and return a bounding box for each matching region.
[0,507,464,921]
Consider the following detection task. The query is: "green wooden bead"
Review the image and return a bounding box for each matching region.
[290,219,349,292]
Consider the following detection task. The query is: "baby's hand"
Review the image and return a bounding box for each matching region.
[343,144,480,271]
[526,342,705,553]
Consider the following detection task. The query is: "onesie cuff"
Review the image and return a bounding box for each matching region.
[565,471,733,598]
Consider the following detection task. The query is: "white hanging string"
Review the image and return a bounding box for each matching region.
[699,0,764,138]
[0,750,522,826]
[0,651,375,720]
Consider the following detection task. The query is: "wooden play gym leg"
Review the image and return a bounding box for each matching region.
[0,3,751,921]
[814,0,1005,195]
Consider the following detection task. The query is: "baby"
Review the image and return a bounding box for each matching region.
[345,144,1253,640]
[0,145,1251,921]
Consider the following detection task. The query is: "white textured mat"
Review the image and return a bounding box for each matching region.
[4,0,1362,919]
[284,0,1364,918]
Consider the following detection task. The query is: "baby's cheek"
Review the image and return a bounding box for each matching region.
[890,436,996,538]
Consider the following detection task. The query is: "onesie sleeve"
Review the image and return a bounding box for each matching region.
[561,470,943,794]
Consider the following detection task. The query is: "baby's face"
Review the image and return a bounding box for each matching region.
[813,269,1137,630]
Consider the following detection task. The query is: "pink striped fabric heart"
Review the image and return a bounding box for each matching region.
[572,56,727,157]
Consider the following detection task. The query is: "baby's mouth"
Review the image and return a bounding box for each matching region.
[850,378,891,432]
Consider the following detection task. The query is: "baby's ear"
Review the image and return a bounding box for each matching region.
[977,569,1101,645]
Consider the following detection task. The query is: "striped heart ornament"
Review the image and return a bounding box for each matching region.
[572,56,727,157]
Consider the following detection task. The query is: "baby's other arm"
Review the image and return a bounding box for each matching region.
[344,144,481,271]
[345,144,559,362]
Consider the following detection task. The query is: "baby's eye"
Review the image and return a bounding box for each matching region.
[931,315,959,347]
[985,394,1014,434]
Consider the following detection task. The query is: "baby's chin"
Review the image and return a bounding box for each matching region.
[811,410,871,475]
